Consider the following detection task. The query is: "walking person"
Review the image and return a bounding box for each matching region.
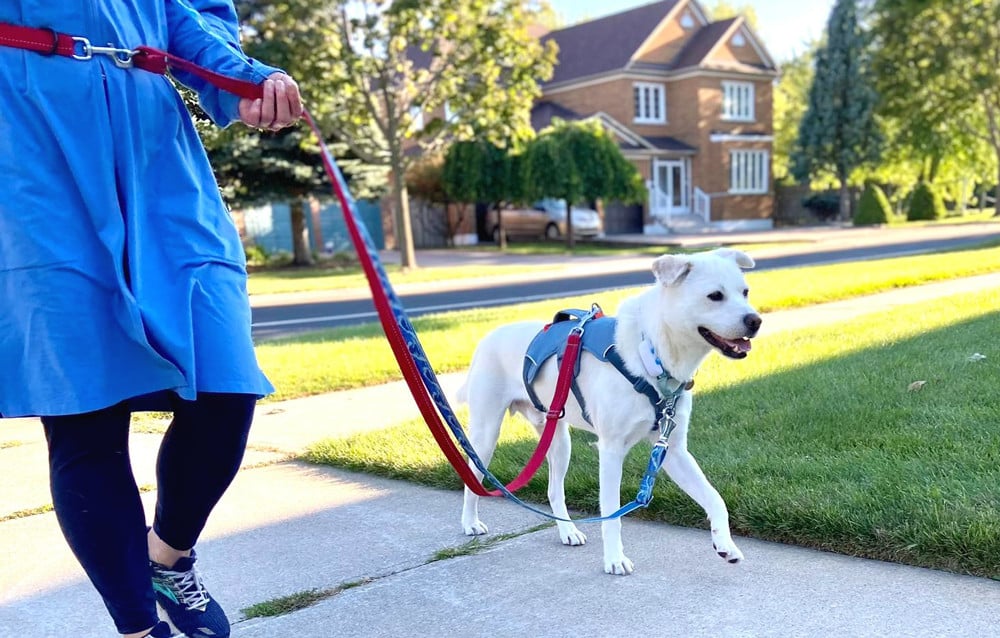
[0,2,302,636]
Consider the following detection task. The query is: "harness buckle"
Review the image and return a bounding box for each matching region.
[71,36,137,68]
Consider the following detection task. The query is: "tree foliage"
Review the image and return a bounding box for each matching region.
[522,119,645,249]
[773,42,817,182]
[442,141,519,248]
[870,0,1000,209]
[793,0,883,218]
[322,0,557,268]
[186,1,387,265]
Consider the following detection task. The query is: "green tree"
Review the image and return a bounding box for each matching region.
[442,141,520,249]
[871,0,1000,213]
[187,1,384,266]
[322,0,556,269]
[522,120,645,250]
[773,43,817,182]
[792,0,883,220]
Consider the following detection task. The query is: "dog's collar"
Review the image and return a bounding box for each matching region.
[640,334,694,396]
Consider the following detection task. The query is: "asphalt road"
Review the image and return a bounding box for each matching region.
[250,230,996,340]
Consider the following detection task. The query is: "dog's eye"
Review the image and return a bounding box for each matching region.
[743,288,749,298]
[707,291,724,302]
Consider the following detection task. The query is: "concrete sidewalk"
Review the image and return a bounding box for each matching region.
[3,274,1000,636]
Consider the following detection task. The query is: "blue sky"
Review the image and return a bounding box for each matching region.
[547,0,834,62]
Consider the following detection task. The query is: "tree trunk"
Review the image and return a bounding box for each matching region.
[290,198,314,266]
[564,198,575,251]
[390,162,418,270]
[494,203,507,251]
[838,178,851,222]
[995,168,1000,217]
[924,153,942,183]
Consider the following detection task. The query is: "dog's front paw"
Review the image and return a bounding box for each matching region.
[557,523,587,546]
[712,535,744,565]
[603,553,634,576]
[463,519,489,536]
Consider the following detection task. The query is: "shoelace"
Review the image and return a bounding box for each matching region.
[157,565,211,611]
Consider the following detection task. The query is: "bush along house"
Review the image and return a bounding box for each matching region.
[534,0,779,234]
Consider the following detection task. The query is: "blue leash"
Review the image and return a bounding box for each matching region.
[311,128,676,524]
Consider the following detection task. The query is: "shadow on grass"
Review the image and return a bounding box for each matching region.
[307,305,1000,579]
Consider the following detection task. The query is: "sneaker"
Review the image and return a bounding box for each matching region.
[146,621,181,637]
[151,550,230,638]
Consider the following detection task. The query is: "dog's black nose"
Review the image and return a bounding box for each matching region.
[743,313,762,335]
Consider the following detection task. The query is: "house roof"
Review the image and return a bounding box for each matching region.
[671,17,738,69]
[542,0,683,86]
[542,1,776,87]
[530,101,583,130]
[529,103,696,155]
[644,136,697,152]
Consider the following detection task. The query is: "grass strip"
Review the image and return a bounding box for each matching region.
[256,242,1000,402]
[304,289,1000,578]
[0,504,53,522]
[241,579,372,619]
[429,523,554,562]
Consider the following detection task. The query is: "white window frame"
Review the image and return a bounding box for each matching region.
[729,150,769,194]
[721,81,755,122]
[633,82,666,124]
[409,105,424,132]
[443,101,456,123]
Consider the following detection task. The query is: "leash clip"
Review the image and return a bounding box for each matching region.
[71,36,137,68]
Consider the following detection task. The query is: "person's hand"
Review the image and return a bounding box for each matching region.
[239,73,303,130]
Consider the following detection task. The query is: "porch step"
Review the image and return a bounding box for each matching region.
[661,213,709,233]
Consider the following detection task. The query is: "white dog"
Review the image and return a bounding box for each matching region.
[457,248,761,575]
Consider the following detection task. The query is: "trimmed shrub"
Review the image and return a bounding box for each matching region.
[907,181,946,221]
[854,182,894,226]
[802,192,840,222]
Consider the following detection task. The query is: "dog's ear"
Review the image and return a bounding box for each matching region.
[651,254,693,286]
[713,248,755,270]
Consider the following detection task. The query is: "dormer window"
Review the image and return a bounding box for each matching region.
[633,82,666,124]
[732,33,746,47]
[721,81,754,122]
[680,12,695,29]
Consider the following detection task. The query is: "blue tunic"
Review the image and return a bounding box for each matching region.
[0,1,278,417]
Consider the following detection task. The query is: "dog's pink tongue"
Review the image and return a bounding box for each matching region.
[721,336,752,353]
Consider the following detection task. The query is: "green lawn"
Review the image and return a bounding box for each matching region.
[255,241,1000,401]
[245,242,804,296]
[305,289,1000,578]
[247,263,558,296]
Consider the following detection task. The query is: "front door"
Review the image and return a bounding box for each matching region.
[652,159,689,218]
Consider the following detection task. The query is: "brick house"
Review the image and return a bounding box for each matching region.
[534,0,779,233]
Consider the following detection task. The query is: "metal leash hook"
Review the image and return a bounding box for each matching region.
[71,36,137,68]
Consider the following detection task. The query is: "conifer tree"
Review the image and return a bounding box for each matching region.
[792,0,883,220]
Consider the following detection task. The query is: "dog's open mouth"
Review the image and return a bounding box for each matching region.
[698,327,751,359]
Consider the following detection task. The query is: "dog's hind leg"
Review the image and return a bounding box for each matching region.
[663,445,744,565]
[545,421,587,546]
[598,441,634,575]
[460,394,508,537]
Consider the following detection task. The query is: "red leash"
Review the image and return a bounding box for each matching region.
[0,21,580,498]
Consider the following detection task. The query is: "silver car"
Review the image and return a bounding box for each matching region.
[489,199,603,241]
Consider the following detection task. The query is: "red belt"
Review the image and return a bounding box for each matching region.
[0,22,263,100]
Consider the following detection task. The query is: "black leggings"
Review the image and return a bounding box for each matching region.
[41,393,256,634]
